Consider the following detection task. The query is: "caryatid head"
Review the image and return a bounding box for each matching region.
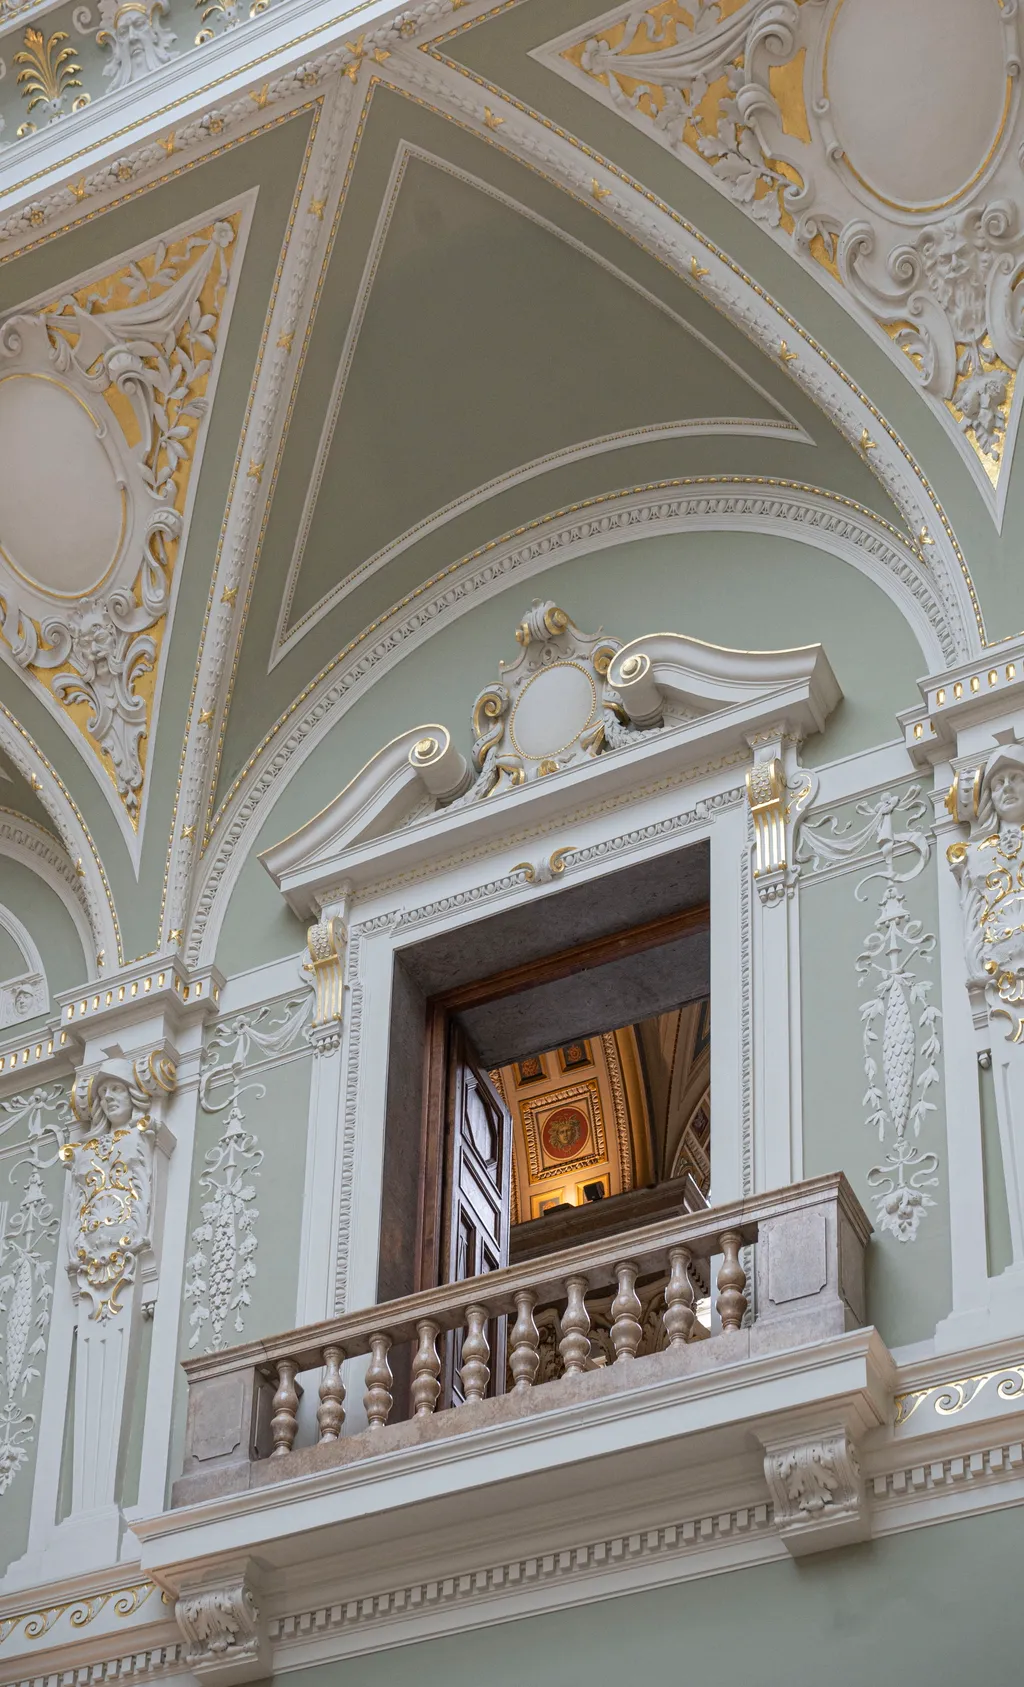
[979,745,1024,833]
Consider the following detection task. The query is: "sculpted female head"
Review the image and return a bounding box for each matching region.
[978,746,1024,832]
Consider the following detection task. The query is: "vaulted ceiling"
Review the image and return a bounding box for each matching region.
[0,0,1014,973]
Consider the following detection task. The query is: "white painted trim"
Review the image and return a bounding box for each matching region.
[191,480,957,966]
[269,137,811,667]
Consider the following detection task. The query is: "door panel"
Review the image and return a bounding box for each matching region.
[442,1026,512,1401]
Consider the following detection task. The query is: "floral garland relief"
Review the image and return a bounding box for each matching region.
[798,788,943,1243]
[0,1084,72,1495]
[185,995,310,1352]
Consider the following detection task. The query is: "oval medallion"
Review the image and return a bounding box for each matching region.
[509,662,598,760]
[825,0,1007,211]
[0,374,125,599]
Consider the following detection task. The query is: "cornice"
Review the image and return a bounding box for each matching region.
[6,1329,1024,1683]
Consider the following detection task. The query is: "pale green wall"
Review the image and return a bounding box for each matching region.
[216,530,926,973]
[267,1506,1023,1687]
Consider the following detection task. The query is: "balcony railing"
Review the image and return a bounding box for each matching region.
[174,1172,870,1508]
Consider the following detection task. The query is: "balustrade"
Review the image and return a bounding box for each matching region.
[176,1173,869,1505]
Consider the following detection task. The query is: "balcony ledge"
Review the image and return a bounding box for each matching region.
[137,1326,893,1584]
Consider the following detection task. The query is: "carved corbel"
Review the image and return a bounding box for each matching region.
[175,1564,267,1686]
[305,911,346,1053]
[745,732,817,906]
[761,1424,868,1555]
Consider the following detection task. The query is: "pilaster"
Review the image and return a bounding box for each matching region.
[3,955,222,1590]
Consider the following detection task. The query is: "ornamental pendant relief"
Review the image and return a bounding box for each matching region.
[799,786,943,1244]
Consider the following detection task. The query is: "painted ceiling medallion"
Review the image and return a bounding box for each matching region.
[0,203,247,828]
[540,0,1024,507]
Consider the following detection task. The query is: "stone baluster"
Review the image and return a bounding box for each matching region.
[411,1319,441,1417]
[460,1304,490,1402]
[363,1332,394,1429]
[317,1344,346,1442]
[559,1274,591,1375]
[610,1260,643,1361]
[509,1288,541,1391]
[663,1245,696,1347]
[716,1231,748,1332]
[270,1359,301,1457]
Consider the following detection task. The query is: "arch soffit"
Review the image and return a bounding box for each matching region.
[189,479,960,965]
[0,707,120,974]
[0,810,96,979]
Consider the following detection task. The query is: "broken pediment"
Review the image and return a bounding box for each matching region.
[259,599,841,914]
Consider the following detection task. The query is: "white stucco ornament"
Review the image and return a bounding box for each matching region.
[96,0,177,91]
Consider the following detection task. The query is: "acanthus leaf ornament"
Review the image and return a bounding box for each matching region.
[799,786,942,1243]
[0,209,244,827]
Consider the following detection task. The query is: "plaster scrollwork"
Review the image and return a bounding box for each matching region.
[798,787,942,1243]
[0,206,244,830]
[60,1050,176,1320]
[185,994,310,1352]
[0,1082,71,1497]
[541,0,1024,504]
[453,599,654,805]
[95,0,176,91]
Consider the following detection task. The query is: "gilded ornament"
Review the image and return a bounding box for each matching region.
[14,27,82,122]
[61,1053,176,1320]
[0,214,241,822]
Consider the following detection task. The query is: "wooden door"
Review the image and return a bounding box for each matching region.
[441,1027,512,1400]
